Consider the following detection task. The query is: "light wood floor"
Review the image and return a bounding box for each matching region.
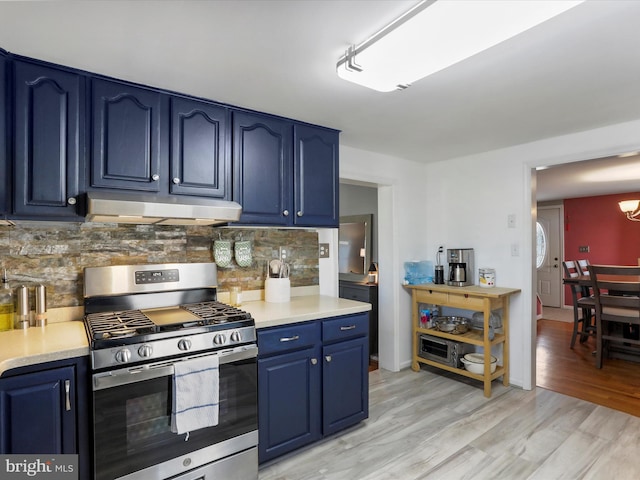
[259,366,640,479]
[259,310,640,479]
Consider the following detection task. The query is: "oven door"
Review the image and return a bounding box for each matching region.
[92,345,258,480]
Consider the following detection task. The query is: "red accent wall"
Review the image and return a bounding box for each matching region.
[563,192,640,305]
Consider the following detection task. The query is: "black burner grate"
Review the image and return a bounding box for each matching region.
[86,310,156,340]
[181,302,252,324]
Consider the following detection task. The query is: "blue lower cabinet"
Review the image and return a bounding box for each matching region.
[322,336,369,436]
[257,313,369,463]
[258,346,321,463]
[0,357,90,480]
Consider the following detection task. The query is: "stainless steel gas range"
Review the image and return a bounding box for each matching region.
[83,262,258,480]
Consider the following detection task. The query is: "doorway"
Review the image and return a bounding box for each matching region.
[537,206,562,308]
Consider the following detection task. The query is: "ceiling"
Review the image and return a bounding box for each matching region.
[1,0,640,200]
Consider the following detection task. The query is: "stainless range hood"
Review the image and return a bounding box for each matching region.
[86,191,242,226]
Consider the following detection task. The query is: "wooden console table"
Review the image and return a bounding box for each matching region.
[405,283,520,397]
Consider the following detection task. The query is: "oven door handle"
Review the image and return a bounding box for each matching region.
[93,345,258,391]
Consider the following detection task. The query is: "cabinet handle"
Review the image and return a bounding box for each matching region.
[279,335,300,342]
[297,211,303,217]
[325,355,332,362]
[64,380,71,411]
[311,358,317,365]
[173,177,181,185]
[283,210,289,217]
[151,174,160,181]
[67,197,77,205]
[340,325,356,331]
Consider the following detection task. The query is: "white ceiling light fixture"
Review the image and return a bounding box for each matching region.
[336,0,585,92]
[619,200,640,222]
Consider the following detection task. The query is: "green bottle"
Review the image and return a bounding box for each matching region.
[0,268,14,331]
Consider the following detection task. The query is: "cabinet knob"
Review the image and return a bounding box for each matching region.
[283,210,289,217]
[151,174,160,181]
[325,355,332,363]
[297,211,303,217]
[173,177,181,185]
[311,358,318,365]
[67,197,77,205]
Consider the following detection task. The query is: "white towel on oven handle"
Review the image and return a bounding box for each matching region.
[171,354,219,435]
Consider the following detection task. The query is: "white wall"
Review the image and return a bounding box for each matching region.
[339,145,428,372]
[337,117,640,388]
[426,117,640,389]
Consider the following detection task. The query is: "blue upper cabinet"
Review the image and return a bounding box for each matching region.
[233,111,292,225]
[90,78,163,192]
[232,110,340,227]
[170,97,229,199]
[13,59,84,219]
[0,50,7,218]
[293,125,339,227]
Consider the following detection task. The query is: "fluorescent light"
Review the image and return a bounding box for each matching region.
[337,0,585,92]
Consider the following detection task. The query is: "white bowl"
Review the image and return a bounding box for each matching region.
[461,353,497,374]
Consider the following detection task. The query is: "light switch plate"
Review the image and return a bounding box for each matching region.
[319,243,330,258]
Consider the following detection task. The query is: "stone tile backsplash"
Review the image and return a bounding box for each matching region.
[0,223,319,308]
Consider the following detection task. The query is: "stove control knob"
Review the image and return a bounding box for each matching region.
[178,339,192,351]
[230,331,241,343]
[138,345,153,358]
[214,334,226,345]
[115,349,131,364]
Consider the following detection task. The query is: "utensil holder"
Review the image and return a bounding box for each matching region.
[265,277,290,303]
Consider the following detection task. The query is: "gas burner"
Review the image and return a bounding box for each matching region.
[181,301,252,324]
[86,310,156,340]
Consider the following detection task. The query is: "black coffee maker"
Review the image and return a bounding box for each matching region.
[447,248,474,287]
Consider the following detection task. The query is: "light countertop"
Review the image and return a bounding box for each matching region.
[0,321,89,377]
[0,295,371,375]
[243,295,372,329]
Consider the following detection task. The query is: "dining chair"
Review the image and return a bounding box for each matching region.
[576,259,592,297]
[587,264,640,368]
[562,260,596,348]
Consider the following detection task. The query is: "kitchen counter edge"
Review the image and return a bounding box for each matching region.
[0,321,89,377]
[0,295,372,375]
[243,295,372,329]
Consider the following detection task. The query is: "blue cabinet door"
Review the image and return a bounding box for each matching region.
[170,97,230,199]
[322,336,369,436]
[0,51,7,218]
[257,346,321,463]
[293,124,339,227]
[90,78,162,192]
[232,111,292,225]
[0,366,76,455]
[13,60,84,218]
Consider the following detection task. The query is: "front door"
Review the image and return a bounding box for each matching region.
[537,206,562,307]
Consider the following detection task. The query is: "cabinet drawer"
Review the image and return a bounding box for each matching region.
[447,293,485,310]
[258,321,320,357]
[414,289,448,305]
[340,286,369,302]
[323,313,368,343]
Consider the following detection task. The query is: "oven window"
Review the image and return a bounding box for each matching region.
[126,392,170,454]
[93,357,257,480]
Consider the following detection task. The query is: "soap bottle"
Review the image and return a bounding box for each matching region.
[0,268,14,331]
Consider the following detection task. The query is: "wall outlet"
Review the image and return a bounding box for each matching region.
[578,245,590,253]
[319,243,330,258]
[511,243,520,257]
[279,247,288,261]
